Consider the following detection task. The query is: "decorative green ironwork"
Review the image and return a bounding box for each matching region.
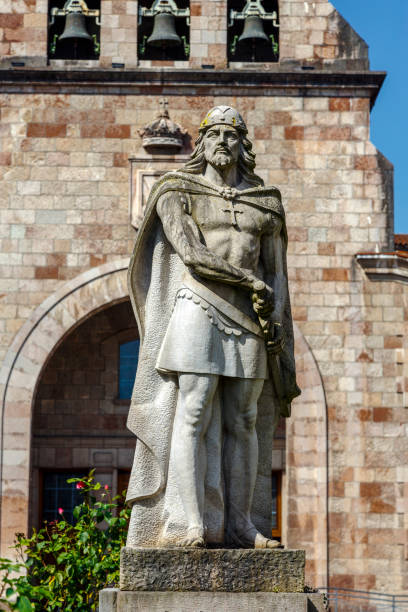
[229,35,239,56]
[269,34,278,55]
[92,33,100,54]
[49,34,59,55]
[181,35,190,57]
[139,35,148,57]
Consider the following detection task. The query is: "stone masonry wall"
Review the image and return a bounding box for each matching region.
[1,88,407,591]
[0,0,367,70]
[323,272,408,592]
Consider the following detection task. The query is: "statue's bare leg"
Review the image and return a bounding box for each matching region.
[223,377,280,549]
[173,372,219,547]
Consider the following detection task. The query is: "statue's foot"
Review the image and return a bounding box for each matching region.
[180,526,206,548]
[253,533,281,549]
[226,522,282,549]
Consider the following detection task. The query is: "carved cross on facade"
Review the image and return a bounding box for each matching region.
[159,98,169,118]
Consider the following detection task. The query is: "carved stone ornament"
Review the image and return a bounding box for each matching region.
[139,98,186,153]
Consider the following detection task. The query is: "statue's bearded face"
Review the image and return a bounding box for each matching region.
[203,125,241,170]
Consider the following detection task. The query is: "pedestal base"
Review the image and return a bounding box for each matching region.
[99,588,327,612]
[100,547,326,612]
[120,547,305,592]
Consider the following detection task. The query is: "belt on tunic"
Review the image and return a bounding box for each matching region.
[182,272,264,339]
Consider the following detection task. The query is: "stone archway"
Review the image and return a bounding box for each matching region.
[0,259,129,556]
[0,260,327,586]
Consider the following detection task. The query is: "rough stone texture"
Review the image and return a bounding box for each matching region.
[100,588,327,612]
[120,547,305,593]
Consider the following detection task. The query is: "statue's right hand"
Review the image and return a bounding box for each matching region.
[251,280,274,318]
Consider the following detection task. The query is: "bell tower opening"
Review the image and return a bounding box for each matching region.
[227,0,279,63]
[137,0,190,62]
[48,0,101,61]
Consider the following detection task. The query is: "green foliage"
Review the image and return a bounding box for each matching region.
[0,471,130,611]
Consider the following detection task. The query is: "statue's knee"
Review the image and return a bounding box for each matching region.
[178,378,216,432]
[241,410,257,432]
[183,410,203,429]
[227,407,257,435]
[181,400,208,432]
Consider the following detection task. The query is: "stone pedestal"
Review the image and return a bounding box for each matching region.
[121,547,305,592]
[99,588,326,611]
[99,547,326,612]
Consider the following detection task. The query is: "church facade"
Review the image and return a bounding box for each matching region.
[0,0,407,593]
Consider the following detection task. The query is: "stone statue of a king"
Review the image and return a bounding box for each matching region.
[126,106,300,550]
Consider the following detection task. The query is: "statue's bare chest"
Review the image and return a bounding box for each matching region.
[190,194,270,235]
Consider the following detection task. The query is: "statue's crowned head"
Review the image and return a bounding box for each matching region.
[199,106,248,135]
[182,105,263,187]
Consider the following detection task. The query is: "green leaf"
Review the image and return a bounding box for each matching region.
[73,506,81,520]
[17,595,33,612]
[56,552,68,564]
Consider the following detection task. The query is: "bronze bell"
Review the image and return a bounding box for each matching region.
[147,12,182,48]
[59,11,93,43]
[238,15,269,44]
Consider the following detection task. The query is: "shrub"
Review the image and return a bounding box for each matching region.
[0,471,130,611]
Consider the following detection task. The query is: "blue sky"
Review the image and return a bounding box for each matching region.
[332,0,408,233]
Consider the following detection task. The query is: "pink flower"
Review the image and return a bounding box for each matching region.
[76,482,85,489]
[104,484,109,490]
[58,507,64,515]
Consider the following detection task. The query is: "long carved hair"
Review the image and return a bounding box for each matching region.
[181,129,264,187]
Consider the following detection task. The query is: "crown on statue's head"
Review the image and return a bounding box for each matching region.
[199,106,247,134]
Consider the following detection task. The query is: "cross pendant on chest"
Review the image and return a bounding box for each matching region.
[222,200,243,226]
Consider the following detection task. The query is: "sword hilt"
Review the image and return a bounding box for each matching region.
[253,280,266,295]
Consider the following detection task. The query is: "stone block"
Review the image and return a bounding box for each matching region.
[120,547,305,593]
[100,588,118,612]
[99,589,327,611]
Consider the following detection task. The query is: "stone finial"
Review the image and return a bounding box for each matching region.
[139,98,186,153]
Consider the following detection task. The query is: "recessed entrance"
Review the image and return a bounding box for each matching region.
[29,300,138,531]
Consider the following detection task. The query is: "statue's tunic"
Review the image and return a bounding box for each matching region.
[156,282,268,379]
[126,171,299,547]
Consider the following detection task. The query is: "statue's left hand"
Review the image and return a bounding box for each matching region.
[266,321,285,354]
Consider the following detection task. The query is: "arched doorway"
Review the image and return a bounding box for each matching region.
[29,299,138,531]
